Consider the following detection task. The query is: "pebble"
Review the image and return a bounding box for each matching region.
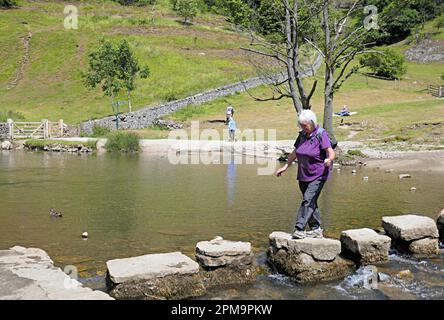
[82,232,89,239]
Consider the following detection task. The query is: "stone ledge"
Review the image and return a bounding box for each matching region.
[0,246,112,300]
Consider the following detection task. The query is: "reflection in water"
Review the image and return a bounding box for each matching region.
[226,157,236,209]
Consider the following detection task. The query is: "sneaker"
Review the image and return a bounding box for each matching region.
[292,229,306,239]
[306,227,323,238]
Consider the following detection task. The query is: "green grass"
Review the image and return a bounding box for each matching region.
[0,0,254,124]
[24,139,97,149]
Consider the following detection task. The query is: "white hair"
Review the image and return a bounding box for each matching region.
[298,109,317,127]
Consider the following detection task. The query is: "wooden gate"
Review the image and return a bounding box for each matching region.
[7,119,66,140]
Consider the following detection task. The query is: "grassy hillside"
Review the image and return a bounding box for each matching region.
[1,1,443,148]
[133,17,444,146]
[0,0,254,123]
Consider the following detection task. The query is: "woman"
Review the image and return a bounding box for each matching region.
[276,109,335,239]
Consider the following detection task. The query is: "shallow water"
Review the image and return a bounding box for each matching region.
[0,150,443,299]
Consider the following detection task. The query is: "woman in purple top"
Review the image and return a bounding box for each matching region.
[276,110,335,239]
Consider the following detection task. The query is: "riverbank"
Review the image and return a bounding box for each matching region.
[4,138,444,172]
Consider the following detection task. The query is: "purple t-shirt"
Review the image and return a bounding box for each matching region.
[294,126,332,182]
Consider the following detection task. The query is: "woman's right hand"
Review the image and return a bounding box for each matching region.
[276,165,288,177]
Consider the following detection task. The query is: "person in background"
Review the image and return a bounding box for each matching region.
[275,109,335,239]
[228,116,236,142]
[226,105,234,124]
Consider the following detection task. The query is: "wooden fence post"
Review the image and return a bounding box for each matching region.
[59,119,64,137]
[7,119,13,140]
[42,119,49,139]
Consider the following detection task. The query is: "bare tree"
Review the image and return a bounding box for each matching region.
[240,0,323,114]
[308,0,379,145]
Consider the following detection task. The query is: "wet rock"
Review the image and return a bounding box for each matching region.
[397,269,413,279]
[408,238,439,255]
[382,215,439,242]
[382,214,439,256]
[377,283,417,300]
[437,209,444,241]
[340,228,391,264]
[0,246,112,299]
[195,238,256,288]
[268,232,354,283]
[1,140,12,150]
[378,272,390,282]
[106,252,205,300]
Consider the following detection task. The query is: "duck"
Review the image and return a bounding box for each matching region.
[49,208,63,218]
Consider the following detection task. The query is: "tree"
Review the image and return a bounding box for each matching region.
[240,0,323,114]
[359,48,407,79]
[172,0,199,24]
[116,40,150,113]
[0,0,17,8]
[434,16,444,31]
[83,39,123,128]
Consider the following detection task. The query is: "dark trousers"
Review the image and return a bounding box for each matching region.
[295,178,326,231]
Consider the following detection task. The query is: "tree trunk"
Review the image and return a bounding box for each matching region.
[284,0,303,114]
[322,0,336,146]
[128,90,132,113]
[323,66,336,146]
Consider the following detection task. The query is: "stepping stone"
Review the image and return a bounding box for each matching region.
[340,228,391,264]
[382,214,439,241]
[0,246,112,300]
[195,238,252,267]
[382,214,439,255]
[268,232,354,283]
[106,252,205,300]
[195,237,255,288]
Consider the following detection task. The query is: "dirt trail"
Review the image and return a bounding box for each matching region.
[6,31,32,90]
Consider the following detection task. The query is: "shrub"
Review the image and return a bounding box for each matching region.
[359,48,407,80]
[105,131,140,152]
[347,149,367,158]
[0,0,17,8]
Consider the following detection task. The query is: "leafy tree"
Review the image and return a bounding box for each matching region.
[0,0,17,8]
[83,39,123,128]
[116,40,150,112]
[359,48,407,79]
[172,0,199,24]
[434,16,444,31]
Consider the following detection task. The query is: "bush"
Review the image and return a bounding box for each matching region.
[105,131,140,152]
[0,0,17,8]
[91,125,111,137]
[347,149,367,158]
[171,0,199,24]
[359,48,407,80]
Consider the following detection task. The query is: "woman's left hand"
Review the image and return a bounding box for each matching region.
[324,158,332,167]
